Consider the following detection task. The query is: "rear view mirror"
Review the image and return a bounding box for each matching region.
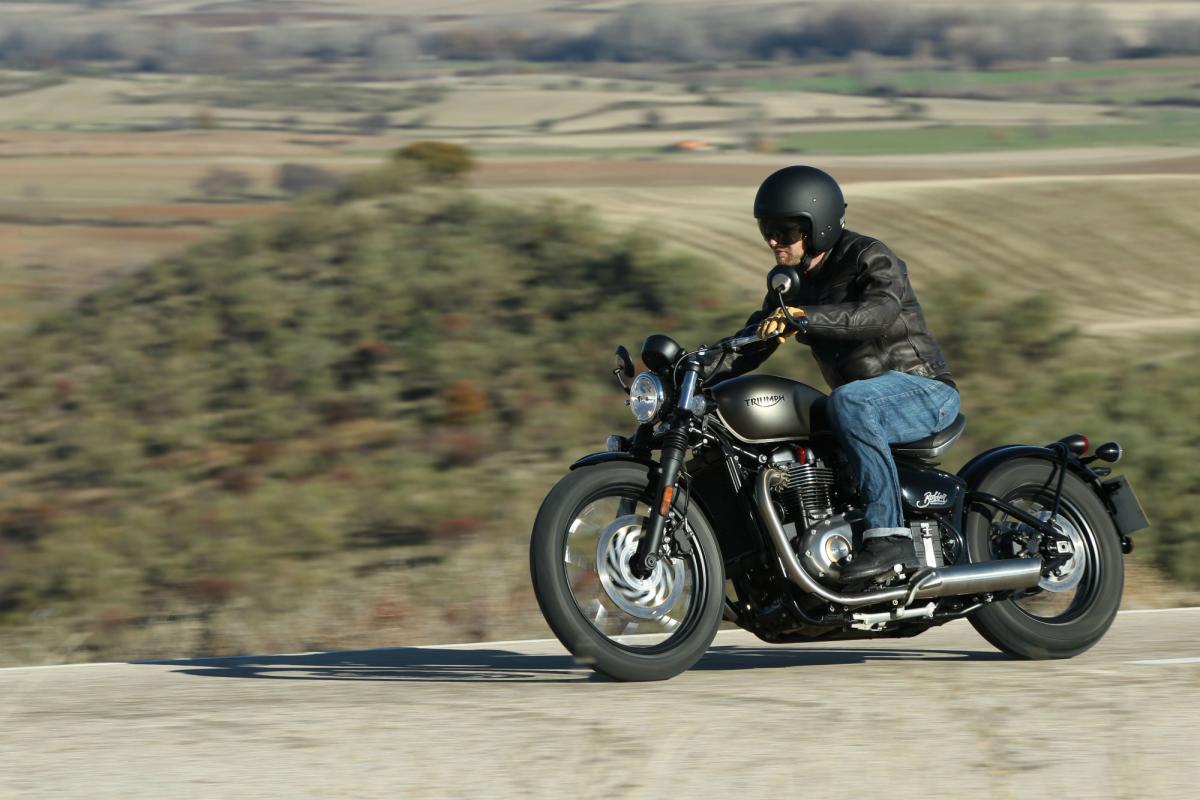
[614,345,635,387]
[767,265,800,300]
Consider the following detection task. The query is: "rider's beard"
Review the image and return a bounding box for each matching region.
[773,246,803,266]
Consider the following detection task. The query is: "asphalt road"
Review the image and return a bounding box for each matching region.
[2,608,1198,800]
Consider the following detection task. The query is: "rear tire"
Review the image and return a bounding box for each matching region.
[966,458,1123,659]
[530,461,724,682]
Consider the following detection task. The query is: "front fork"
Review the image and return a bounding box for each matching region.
[631,360,702,578]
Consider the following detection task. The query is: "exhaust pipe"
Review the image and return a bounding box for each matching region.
[755,468,1042,609]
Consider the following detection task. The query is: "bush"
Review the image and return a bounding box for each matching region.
[336,162,422,201]
[275,163,344,196]
[392,141,475,179]
[194,167,253,200]
[350,112,391,136]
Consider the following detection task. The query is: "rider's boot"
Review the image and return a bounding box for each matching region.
[841,528,921,582]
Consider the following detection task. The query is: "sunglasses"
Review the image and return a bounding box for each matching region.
[757,218,809,246]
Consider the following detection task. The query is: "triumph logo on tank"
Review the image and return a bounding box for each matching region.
[915,491,949,508]
[745,394,785,408]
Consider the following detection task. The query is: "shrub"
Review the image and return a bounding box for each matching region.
[350,112,391,135]
[393,141,475,179]
[275,163,344,196]
[194,167,253,200]
[337,162,421,201]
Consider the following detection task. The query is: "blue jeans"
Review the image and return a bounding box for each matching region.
[826,371,961,532]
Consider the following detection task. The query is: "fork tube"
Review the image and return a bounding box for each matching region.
[631,360,700,578]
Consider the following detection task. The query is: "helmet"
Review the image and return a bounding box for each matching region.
[753,166,846,252]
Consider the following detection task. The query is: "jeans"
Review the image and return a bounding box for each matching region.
[826,371,961,533]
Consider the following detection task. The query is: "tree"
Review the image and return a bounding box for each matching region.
[275,163,343,196]
[194,168,253,200]
[392,141,475,179]
[351,113,391,136]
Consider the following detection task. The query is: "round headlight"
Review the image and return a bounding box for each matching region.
[628,371,665,423]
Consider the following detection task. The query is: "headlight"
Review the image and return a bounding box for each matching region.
[628,371,665,423]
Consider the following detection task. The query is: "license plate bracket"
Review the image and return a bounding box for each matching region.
[1102,475,1149,535]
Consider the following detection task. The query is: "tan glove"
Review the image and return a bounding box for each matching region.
[757,306,806,340]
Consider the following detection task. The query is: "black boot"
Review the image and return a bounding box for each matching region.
[840,534,920,582]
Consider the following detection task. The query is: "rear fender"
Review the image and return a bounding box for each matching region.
[957,444,1136,538]
[957,444,1078,488]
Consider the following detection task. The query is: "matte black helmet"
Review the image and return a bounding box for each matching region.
[753,165,846,252]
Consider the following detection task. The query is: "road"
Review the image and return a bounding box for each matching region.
[2,608,1198,799]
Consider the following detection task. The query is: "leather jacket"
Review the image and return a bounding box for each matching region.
[705,229,955,390]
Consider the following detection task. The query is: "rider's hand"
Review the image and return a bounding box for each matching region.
[757,307,806,340]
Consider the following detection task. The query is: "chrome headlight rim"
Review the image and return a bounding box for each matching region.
[628,371,665,423]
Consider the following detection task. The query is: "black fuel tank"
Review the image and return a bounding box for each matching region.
[710,374,827,443]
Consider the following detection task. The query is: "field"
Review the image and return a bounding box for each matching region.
[1,62,1197,331]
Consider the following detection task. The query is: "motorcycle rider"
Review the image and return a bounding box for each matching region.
[710,165,960,581]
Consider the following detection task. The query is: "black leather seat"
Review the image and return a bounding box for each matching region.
[891,413,967,459]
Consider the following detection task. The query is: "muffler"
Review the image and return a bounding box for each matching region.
[755,468,1042,609]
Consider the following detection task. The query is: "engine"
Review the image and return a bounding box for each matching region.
[768,445,948,584]
[769,445,837,525]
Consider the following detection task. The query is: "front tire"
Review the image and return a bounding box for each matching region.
[966,458,1124,659]
[530,461,725,681]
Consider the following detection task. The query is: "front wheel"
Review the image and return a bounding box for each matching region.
[530,461,725,681]
[966,458,1124,659]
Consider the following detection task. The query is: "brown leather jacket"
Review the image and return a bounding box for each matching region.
[706,229,955,390]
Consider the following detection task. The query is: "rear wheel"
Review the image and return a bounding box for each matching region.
[530,461,724,681]
[966,458,1123,659]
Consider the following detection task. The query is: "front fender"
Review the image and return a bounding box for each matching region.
[569,451,660,474]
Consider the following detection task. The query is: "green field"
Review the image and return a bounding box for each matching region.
[776,111,1200,155]
[749,65,1200,95]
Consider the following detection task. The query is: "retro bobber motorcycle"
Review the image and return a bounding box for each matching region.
[529,266,1149,682]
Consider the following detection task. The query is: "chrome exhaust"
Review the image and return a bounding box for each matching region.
[754,468,1042,610]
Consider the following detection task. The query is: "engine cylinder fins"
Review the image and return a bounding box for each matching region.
[781,460,836,521]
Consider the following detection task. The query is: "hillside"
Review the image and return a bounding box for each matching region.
[0,182,744,664]
[477,173,1200,344]
[0,177,1196,665]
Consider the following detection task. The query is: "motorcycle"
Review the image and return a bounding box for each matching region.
[529,265,1150,681]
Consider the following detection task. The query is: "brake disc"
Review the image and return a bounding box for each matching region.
[595,514,684,620]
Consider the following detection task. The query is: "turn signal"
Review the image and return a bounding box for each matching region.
[1095,441,1123,463]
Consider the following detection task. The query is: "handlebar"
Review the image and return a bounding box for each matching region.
[723,331,774,350]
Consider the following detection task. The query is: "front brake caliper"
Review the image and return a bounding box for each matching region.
[665,515,694,556]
